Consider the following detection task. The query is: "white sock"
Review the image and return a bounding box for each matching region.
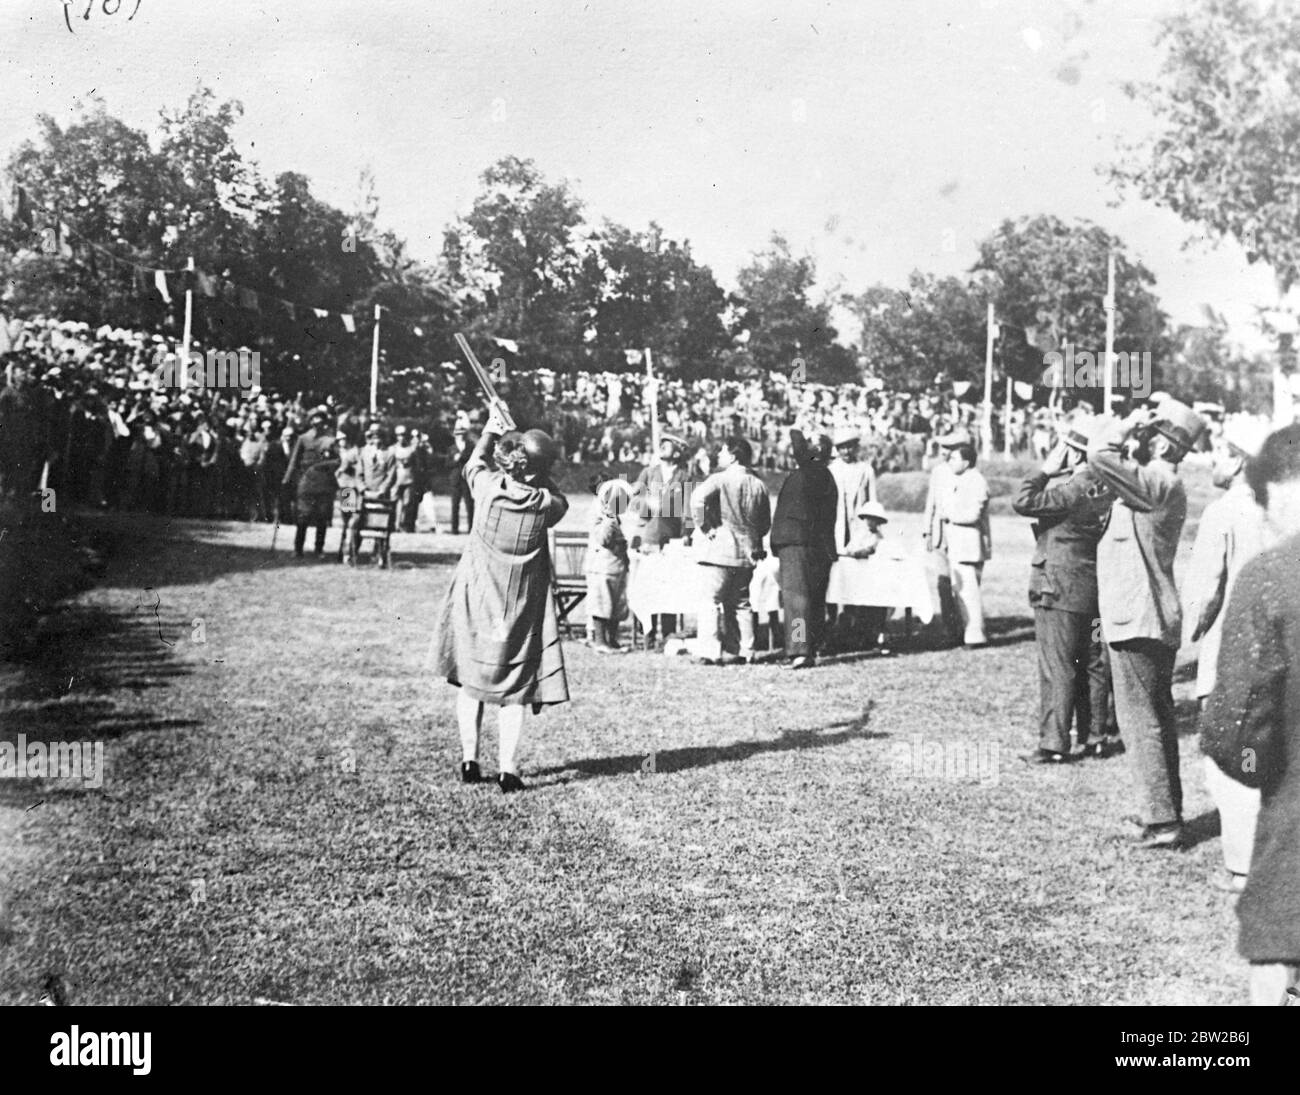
[498,705,525,775]
[456,692,483,763]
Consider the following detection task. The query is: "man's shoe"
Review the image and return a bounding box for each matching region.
[718,654,744,667]
[1129,821,1183,850]
[1019,748,1074,765]
[1212,869,1248,894]
[498,772,527,794]
[788,656,814,670]
[460,760,484,784]
[692,656,718,666]
[1082,737,1126,759]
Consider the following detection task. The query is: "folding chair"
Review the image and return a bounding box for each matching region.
[355,495,397,569]
[549,528,588,637]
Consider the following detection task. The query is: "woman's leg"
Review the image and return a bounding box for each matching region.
[498,705,525,775]
[456,691,484,763]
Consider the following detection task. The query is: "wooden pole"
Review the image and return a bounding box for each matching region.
[1004,376,1013,457]
[369,304,381,415]
[1103,250,1116,413]
[179,256,194,390]
[645,347,660,453]
[982,302,995,460]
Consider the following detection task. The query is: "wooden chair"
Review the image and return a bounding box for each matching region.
[549,528,588,636]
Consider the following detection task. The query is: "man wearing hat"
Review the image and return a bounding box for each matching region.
[770,430,837,668]
[826,426,877,649]
[283,406,340,559]
[1184,416,1275,888]
[358,422,397,500]
[448,422,477,533]
[390,425,421,533]
[922,429,970,644]
[629,433,692,649]
[1088,399,1207,848]
[1012,415,1118,764]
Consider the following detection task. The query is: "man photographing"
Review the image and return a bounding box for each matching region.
[1088,399,1206,849]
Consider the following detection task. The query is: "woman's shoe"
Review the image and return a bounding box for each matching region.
[460,760,484,784]
[498,772,527,794]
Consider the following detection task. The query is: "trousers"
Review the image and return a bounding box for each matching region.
[1034,607,1111,753]
[1110,638,1181,826]
[697,563,754,659]
[951,561,987,644]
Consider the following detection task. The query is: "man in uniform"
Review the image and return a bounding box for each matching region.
[826,426,876,649]
[1013,415,1118,764]
[1183,417,1274,890]
[391,424,419,533]
[449,423,476,533]
[283,407,340,560]
[1088,400,1206,849]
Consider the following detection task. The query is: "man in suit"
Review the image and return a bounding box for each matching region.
[826,426,877,649]
[939,439,992,646]
[1201,422,1300,1005]
[391,424,419,533]
[1013,415,1118,764]
[922,430,966,645]
[283,407,340,559]
[1088,400,1206,849]
[771,430,837,669]
[1184,417,1275,891]
[690,436,772,666]
[449,424,476,533]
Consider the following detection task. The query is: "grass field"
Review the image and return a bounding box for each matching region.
[0,474,1248,1005]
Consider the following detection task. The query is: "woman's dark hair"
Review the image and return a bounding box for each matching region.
[952,442,977,466]
[1247,422,1300,506]
[494,434,531,478]
[724,435,753,466]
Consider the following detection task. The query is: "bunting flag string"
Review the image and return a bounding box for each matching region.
[6,182,438,342]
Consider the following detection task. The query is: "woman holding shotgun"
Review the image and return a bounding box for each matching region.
[429,400,570,793]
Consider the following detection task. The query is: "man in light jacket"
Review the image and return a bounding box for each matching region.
[1088,400,1206,850]
[939,439,991,646]
[690,436,772,666]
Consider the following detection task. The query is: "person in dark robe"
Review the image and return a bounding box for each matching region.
[430,406,569,793]
[770,430,837,669]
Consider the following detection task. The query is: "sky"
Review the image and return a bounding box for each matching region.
[0,0,1282,351]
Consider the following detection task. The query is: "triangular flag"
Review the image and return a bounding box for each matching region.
[313,308,329,319]
[952,380,972,397]
[340,313,356,333]
[154,270,173,303]
[1014,381,1034,400]
[493,336,519,354]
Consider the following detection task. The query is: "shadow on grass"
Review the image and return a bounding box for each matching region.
[534,704,884,784]
[1180,809,1221,852]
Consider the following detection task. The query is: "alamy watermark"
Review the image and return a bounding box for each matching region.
[149,347,261,391]
[0,734,105,789]
[890,734,1000,786]
[1041,347,1151,399]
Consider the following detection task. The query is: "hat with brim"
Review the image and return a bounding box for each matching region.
[856,500,888,523]
[1151,399,1207,453]
[1221,417,1270,460]
[832,427,860,448]
[1062,416,1097,452]
[660,433,687,455]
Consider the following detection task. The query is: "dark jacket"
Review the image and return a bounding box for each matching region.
[285,429,339,498]
[1202,534,1300,961]
[631,461,690,548]
[1012,465,1114,614]
[771,463,837,562]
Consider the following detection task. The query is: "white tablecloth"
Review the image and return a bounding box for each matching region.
[825,548,934,623]
[627,545,780,627]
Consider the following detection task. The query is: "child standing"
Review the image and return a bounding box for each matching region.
[586,477,632,653]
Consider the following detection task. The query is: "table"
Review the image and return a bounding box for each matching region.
[825,546,935,624]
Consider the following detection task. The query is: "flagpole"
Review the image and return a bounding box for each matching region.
[645,347,660,453]
[179,256,194,391]
[370,304,381,415]
[1103,250,1116,414]
[1004,376,1013,457]
[982,302,995,461]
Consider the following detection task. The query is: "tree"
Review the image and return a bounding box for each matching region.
[735,233,855,384]
[576,220,733,378]
[970,214,1169,400]
[441,156,587,372]
[847,271,987,391]
[1166,312,1274,413]
[1110,0,1300,296]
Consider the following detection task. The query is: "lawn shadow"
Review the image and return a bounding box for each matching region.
[533,703,885,784]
